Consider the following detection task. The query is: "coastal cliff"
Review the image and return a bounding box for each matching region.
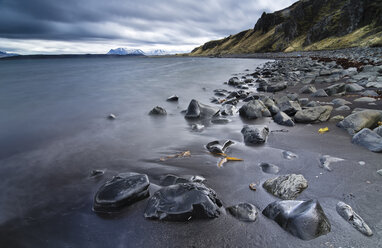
[191,0,382,55]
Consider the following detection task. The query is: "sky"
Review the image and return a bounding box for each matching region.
[0,0,296,54]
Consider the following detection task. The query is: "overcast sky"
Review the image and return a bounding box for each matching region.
[0,0,296,54]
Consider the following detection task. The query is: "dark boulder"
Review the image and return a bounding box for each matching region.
[185,99,218,119]
[273,111,295,126]
[262,199,331,240]
[144,183,222,221]
[239,100,271,119]
[167,95,179,101]
[241,125,269,145]
[149,106,167,115]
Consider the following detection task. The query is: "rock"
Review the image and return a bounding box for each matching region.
[306,101,320,107]
[167,95,179,101]
[287,93,299,101]
[144,183,222,221]
[90,169,105,178]
[221,104,237,116]
[311,89,328,97]
[377,169,382,176]
[185,99,218,119]
[149,106,167,115]
[335,105,351,111]
[329,115,345,122]
[324,83,346,96]
[239,100,271,119]
[351,128,382,152]
[93,173,150,213]
[299,85,317,94]
[241,125,269,145]
[354,97,376,103]
[282,150,298,160]
[228,77,242,86]
[211,117,230,124]
[345,83,364,92]
[267,82,287,92]
[262,199,331,240]
[263,174,308,200]
[259,162,280,174]
[277,100,302,116]
[206,140,234,154]
[337,110,382,135]
[273,111,295,126]
[227,203,259,222]
[191,124,205,131]
[294,106,333,123]
[108,113,116,120]
[361,90,379,97]
[298,98,309,106]
[263,98,280,115]
[159,174,190,186]
[373,126,382,136]
[332,98,351,106]
[336,201,373,236]
[365,81,382,88]
[319,155,344,171]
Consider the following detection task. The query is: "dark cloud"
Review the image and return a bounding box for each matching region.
[0,0,296,53]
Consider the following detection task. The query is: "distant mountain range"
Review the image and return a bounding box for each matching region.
[0,51,19,58]
[191,0,382,55]
[107,48,170,56]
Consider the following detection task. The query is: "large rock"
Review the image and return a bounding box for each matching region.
[324,83,346,96]
[311,89,328,97]
[337,110,382,135]
[336,201,373,236]
[332,98,351,106]
[263,98,280,115]
[273,111,295,126]
[345,83,364,92]
[144,183,222,221]
[227,203,259,222]
[241,125,269,145]
[185,99,218,119]
[267,82,287,92]
[93,173,150,213]
[299,85,317,94]
[262,199,331,240]
[263,174,308,200]
[277,100,302,116]
[239,100,271,119]
[351,128,382,152]
[294,106,333,123]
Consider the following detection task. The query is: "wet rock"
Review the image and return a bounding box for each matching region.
[93,173,150,213]
[259,162,280,174]
[332,98,351,106]
[373,126,382,136]
[351,128,382,152]
[345,83,364,92]
[277,100,302,116]
[324,83,346,96]
[149,106,167,115]
[108,113,116,120]
[191,124,205,131]
[267,82,287,92]
[299,85,317,94]
[221,104,237,116]
[336,201,373,236]
[319,155,344,171]
[263,98,280,115]
[160,174,190,186]
[273,111,295,126]
[228,77,242,86]
[337,110,382,135]
[262,199,331,240]
[282,150,298,160]
[227,203,259,222]
[185,99,218,119]
[241,125,269,145]
[90,169,105,178]
[144,183,222,221]
[239,100,271,119]
[377,169,382,176]
[263,174,308,200]
[354,97,376,103]
[167,95,179,101]
[311,89,328,97]
[294,106,333,123]
[206,140,234,154]
[335,105,351,111]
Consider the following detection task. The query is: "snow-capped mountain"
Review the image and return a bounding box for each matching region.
[0,51,19,58]
[107,48,145,55]
[146,49,168,56]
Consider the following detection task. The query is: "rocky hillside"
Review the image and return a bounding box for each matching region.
[191,0,382,55]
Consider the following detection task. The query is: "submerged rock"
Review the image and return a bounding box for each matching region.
[336,201,373,236]
[294,106,333,123]
[206,140,234,154]
[159,174,190,186]
[149,106,167,115]
[90,169,105,178]
[319,155,344,171]
[167,95,179,101]
[227,203,259,222]
[241,125,269,145]
[239,100,271,119]
[262,199,331,240]
[351,128,382,152]
[144,183,222,221]
[107,113,116,120]
[185,99,218,119]
[93,173,150,213]
[282,150,298,160]
[337,110,382,135]
[259,162,280,174]
[273,111,295,126]
[263,174,308,200]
